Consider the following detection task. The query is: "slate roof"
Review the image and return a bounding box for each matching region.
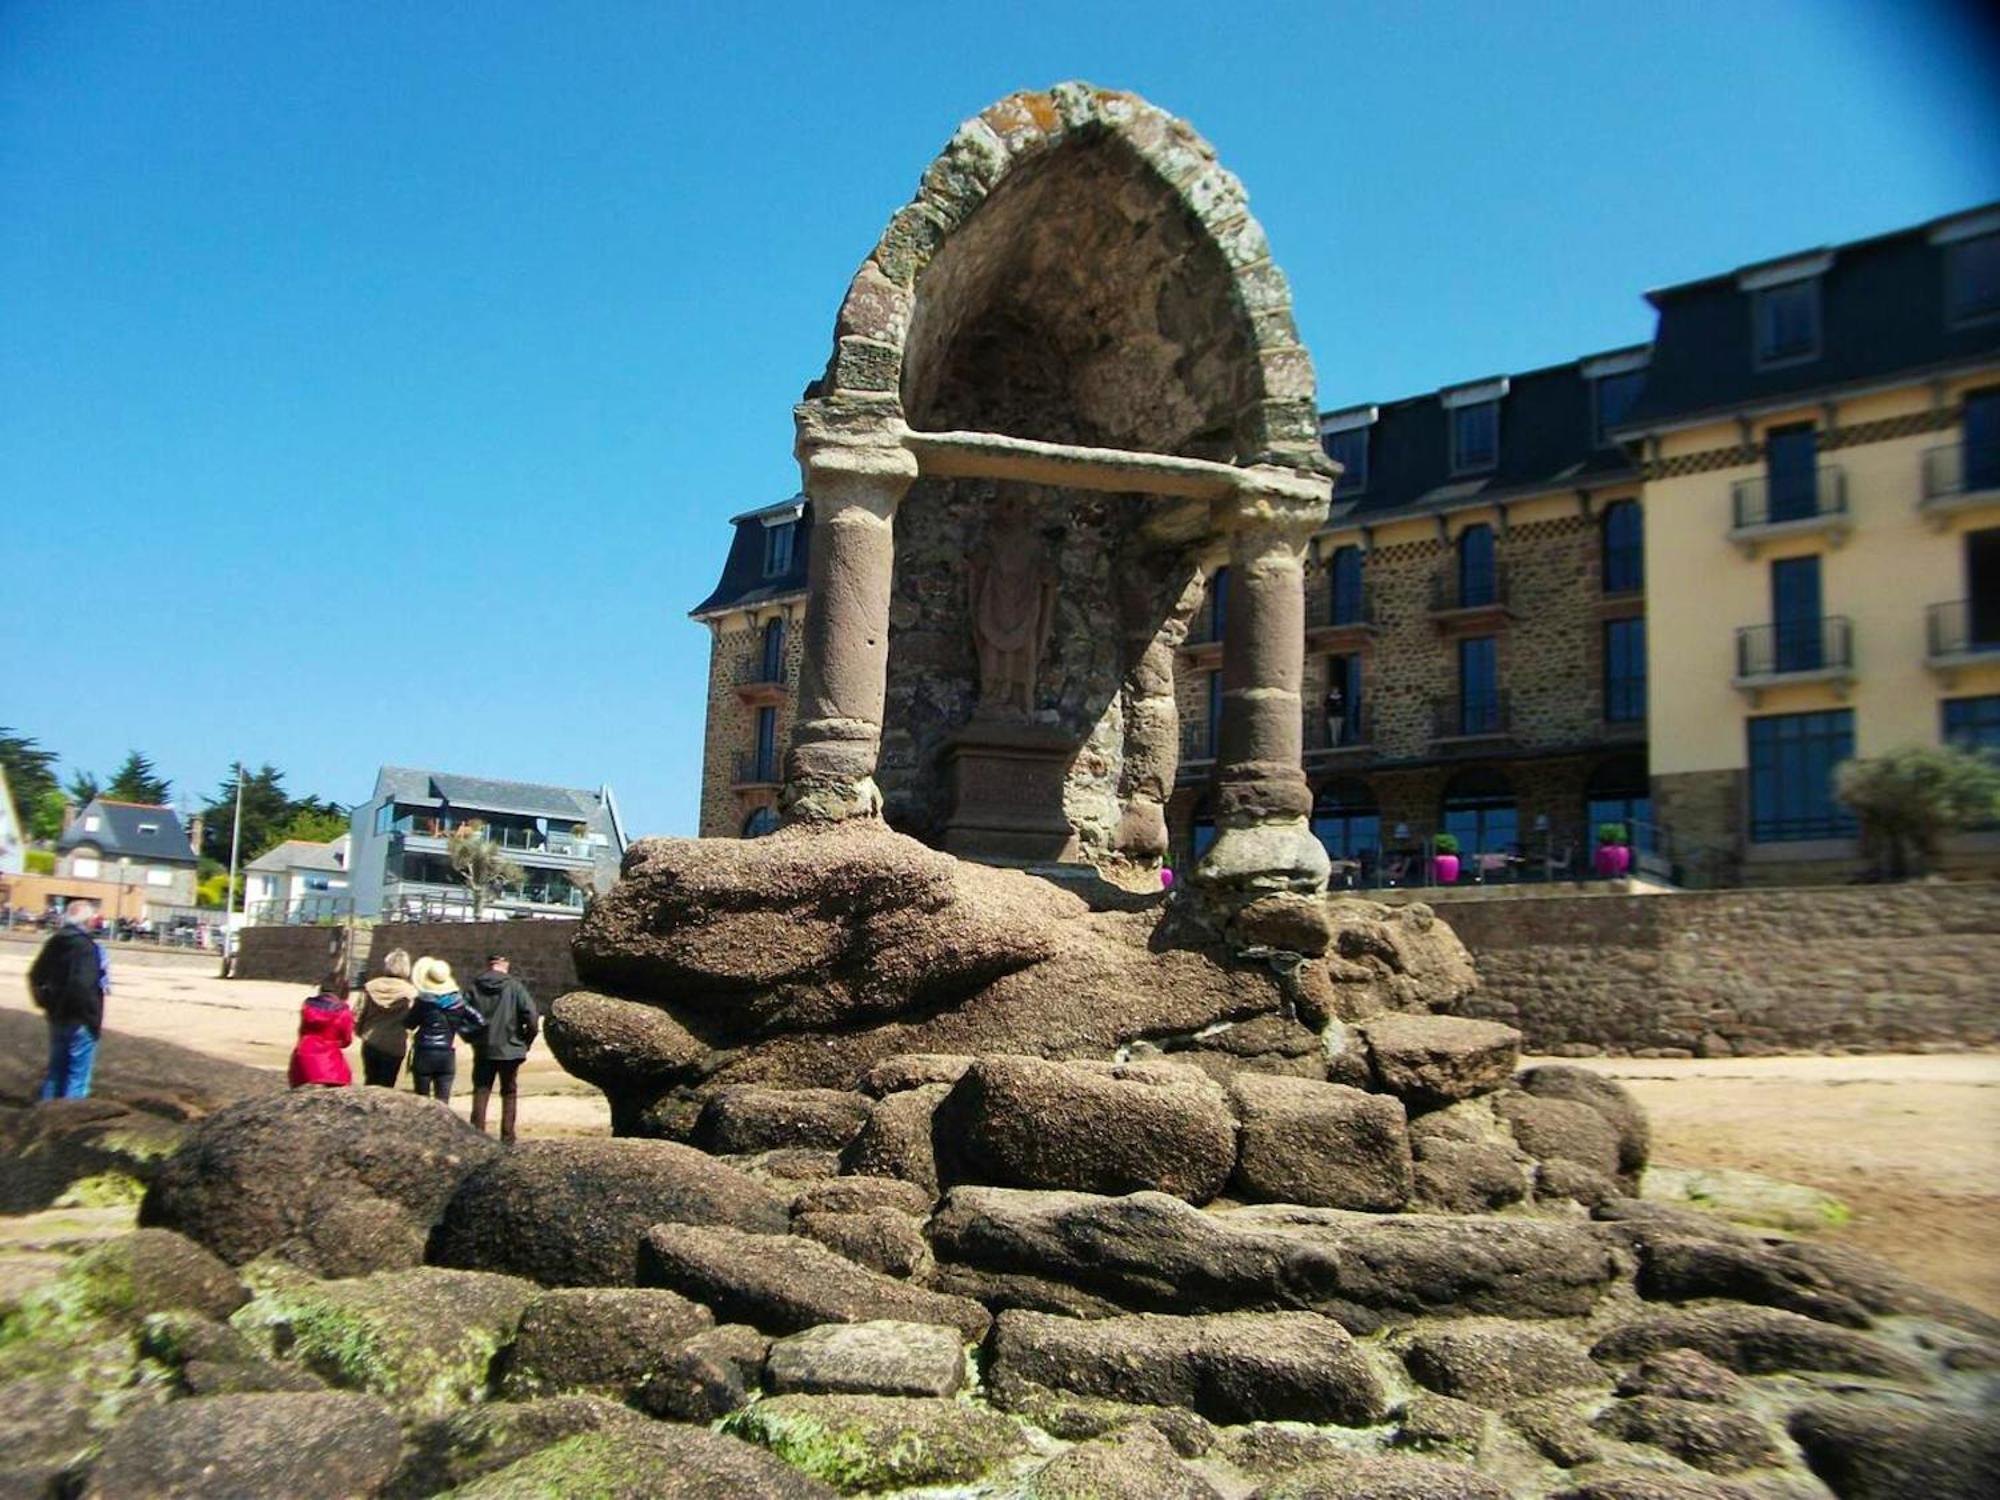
[245,838,348,874]
[1616,204,2000,435]
[1325,349,1645,526]
[57,800,197,865]
[690,496,812,618]
[376,767,616,829]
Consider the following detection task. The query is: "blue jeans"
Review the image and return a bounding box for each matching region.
[38,1022,97,1100]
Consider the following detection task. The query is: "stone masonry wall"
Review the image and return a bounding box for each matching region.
[359,920,579,1002]
[1437,884,2000,1055]
[234,924,351,985]
[697,605,805,838]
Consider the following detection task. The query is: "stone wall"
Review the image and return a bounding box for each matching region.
[1437,884,2000,1055]
[359,920,580,1001]
[234,924,352,984]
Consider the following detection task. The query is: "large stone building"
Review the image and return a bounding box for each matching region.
[1620,205,2000,884]
[692,119,1999,885]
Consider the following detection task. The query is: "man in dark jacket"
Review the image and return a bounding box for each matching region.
[29,901,108,1099]
[467,954,538,1142]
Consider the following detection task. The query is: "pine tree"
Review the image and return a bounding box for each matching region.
[104,750,172,804]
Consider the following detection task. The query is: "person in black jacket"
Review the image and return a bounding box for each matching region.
[467,954,538,1142]
[404,956,479,1105]
[29,901,108,1099]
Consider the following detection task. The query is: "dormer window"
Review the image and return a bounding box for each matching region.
[1740,252,1829,369]
[1320,405,1376,494]
[1948,232,2000,326]
[1593,371,1645,445]
[763,520,796,577]
[137,822,158,835]
[1442,378,1506,476]
[1451,402,1499,473]
[1754,281,1819,364]
[83,815,100,833]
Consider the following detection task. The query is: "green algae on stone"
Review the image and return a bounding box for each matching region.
[53,1172,148,1210]
[439,1425,837,1499]
[723,1392,1029,1493]
[230,1265,536,1417]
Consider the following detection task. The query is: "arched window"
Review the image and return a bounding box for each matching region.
[760,617,786,682]
[1207,566,1230,642]
[742,806,779,839]
[1441,768,1517,855]
[1601,501,1643,594]
[1457,524,1496,608]
[1329,546,1366,626]
[1585,756,1652,850]
[1312,779,1380,878]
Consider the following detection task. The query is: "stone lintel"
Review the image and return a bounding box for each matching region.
[902,427,1328,508]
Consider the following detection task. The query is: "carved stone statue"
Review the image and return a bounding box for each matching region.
[969,495,1058,718]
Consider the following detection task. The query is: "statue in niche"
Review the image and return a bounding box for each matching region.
[968,493,1058,719]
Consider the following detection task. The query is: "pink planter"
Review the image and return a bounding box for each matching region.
[1594,844,1631,879]
[1433,853,1460,885]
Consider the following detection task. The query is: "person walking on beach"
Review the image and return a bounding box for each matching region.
[354,948,418,1088]
[466,953,538,1142]
[405,956,478,1105]
[28,900,108,1099]
[289,969,355,1088]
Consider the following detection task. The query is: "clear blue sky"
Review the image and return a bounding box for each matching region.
[4,1,1996,836]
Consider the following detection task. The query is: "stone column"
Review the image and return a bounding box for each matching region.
[1197,467,1332,894]
[781,398,919,825]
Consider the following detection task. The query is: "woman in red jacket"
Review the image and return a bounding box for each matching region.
[289,969,356,1088]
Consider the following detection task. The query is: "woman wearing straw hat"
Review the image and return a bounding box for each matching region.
[404,956,480,1104]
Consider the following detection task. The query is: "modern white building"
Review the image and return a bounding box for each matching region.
[243,834,352,924]
[347,766,627,921]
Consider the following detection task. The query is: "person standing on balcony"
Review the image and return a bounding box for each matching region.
[354,948,418,1088]
[466,953,538,1143]
[28,900,107,1099]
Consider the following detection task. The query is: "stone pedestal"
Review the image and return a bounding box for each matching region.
[942,723,1081,865]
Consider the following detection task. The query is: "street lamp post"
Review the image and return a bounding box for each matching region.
[221,762,245,975]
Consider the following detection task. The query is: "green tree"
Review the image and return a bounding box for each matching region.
[198,764,293,864]
[282,804,350,844]
[64,770,100,806]
[104,751,171,804]
[29,788,67,842]
[447,821,522,921]
[0,728,60,835]
[1835,744,2000,881]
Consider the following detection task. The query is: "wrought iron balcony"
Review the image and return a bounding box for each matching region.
[733,653,789,704]
[1429,565,1510,619]
[1925,599,2000,670]
[1430,692,1511,743]
[1920,441,2000,519]
[1178,719,1219,765]
[1732,617,1854,699]
[1305,705,1371,757]
[733,750,781,788]
[1727,467,1849,554]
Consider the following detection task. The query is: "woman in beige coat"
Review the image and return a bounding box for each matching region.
[354,948,419,1087]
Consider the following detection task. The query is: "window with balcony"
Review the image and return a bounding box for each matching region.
[1323,653,1363,747]
[1585,755,1654,852]
[1601,500,1643,593]
[1451,400,1499,473]
[1458,635,1499,734]
[1593,370,1645,446]
[1948,232,2000,326]
[760,617,786,683]
[1968,388,2000,494]
[753,706,778,782]
[1765,424,1820,523]
[1970,527,2000,648]
[1771,555,1824,672]
[1329,545,1365,625]
[1457,524,1497,609]
[763,520,796,577]
[1324,425,1369,492]
[1753,279,1819,366]
[1604,617,1646,723]
[1205,668,1224,758]
[1748,709,1855,842]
